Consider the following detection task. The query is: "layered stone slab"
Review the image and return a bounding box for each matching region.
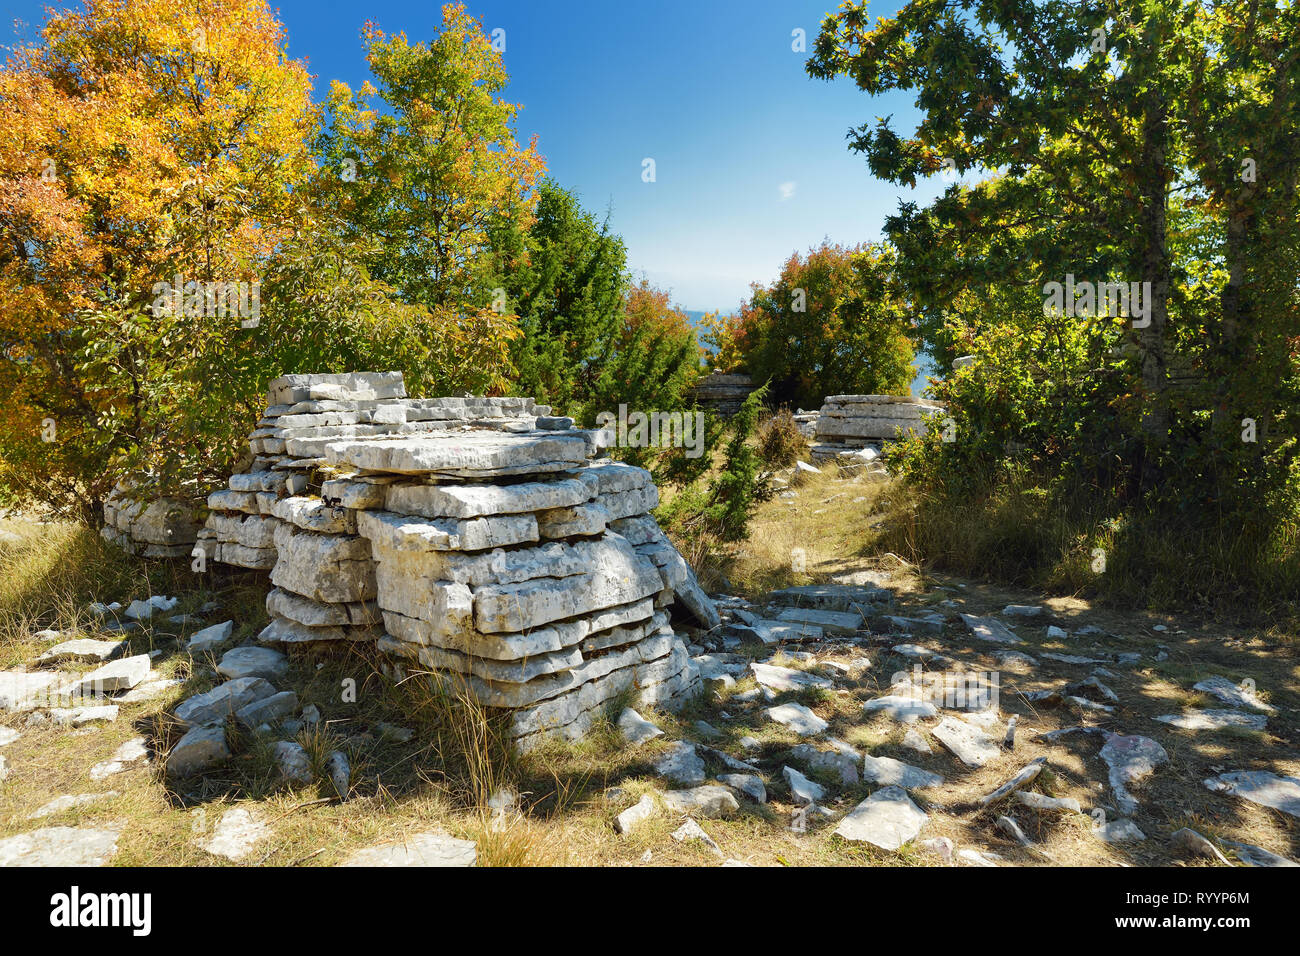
[270,524,375,604]
[325,431,589,477]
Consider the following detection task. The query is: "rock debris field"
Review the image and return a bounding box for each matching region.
[0,379,1296,866]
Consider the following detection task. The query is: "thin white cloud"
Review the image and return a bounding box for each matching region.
[778,181,797,201]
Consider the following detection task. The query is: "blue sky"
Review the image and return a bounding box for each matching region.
[3,0,961,318]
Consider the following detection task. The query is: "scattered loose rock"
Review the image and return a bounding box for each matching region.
[1099,734,1168,816]
[29,792,120,819]
[217,646,289,681]
[167,725,230,777]
[90,736,149,780]
[654,741,706,785]
[617,708,663,745]
[834,785,928,851]
[202,808,269,861]
[766,702,828,736]
[861,753,943,790]
[615,794,657,834]
[783,765,826,804]
[341,832,476,866]
[718,773,766,803]
[662,785,739,818]
[932,716,1000,768]
[0,826,120,866]
[1203,770,1300,819]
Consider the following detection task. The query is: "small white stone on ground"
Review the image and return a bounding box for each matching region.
[217,646,289,681]
[765,702,828,736]
[0,826,120,866]
[29,792,120,819]
[653,741,706,785]
[1099,733,1168,815]
[783,765,826,804]
[834,785,928,851]
[38,639,125,664]
[167,725,230,777]
[90,736,150,780]
[187,620,234,653]
[341,832,477,866]
[274,740,313,783]
[1203,770,1300,819]
[861,694,938,723]
[861,754,943,790]
[617,708,663,745]
[661,785,739,817]
[615,793,657,834]
[202,808,270,861]
[671,818,722,855]
[718,773,766,803]
[1094,818,1146,843]
[932,716,1000,768]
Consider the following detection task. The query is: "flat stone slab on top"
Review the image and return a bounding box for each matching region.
[324,430,589,477]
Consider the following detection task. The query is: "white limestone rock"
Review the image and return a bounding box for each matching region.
[61,654,151,698]
[274,740,313,784]
[654,741,707,786]
[174,676,277,727]
[187,620,234,653]
[325,430,588,476]
[615,793,657,835]
[932,716,1000,768]
[719,774,767,803]
[37,639,125,664]
[959,614,1023,645]
[834,786,928,850]
[218,646,289,682]
[0,826,120,866]
[1193,676,1276,713]
[386,476,594,519]
[661,785,739,818]
[358,509,538,555]
[783,765,826,803]
[860,754,943,790]
[235,690,297,728]
[861,694,938,723]
[271,524,375,604]
[202,808,269,861]
[90,737,149,780]
[749,662,832,693]
[1204,770,1300,819]
[340,832,477,867]
[618,708,663,745]
[766,702,828,736]
[167,724,230,777]
[1099,733,1168,815]
[29,792,120,819]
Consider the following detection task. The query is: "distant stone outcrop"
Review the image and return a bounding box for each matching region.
[689,372,756,418]
[811,394,945,463]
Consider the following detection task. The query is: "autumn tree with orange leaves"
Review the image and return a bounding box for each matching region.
[0,0,316,519]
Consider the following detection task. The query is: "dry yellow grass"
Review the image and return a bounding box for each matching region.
[2,475,1298,867]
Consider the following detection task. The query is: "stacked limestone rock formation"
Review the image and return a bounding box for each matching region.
[198,372,710,749]
[811,395,946,463]
[101,479,205,558]
[196,374,545,572]
[323,436,705,748]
